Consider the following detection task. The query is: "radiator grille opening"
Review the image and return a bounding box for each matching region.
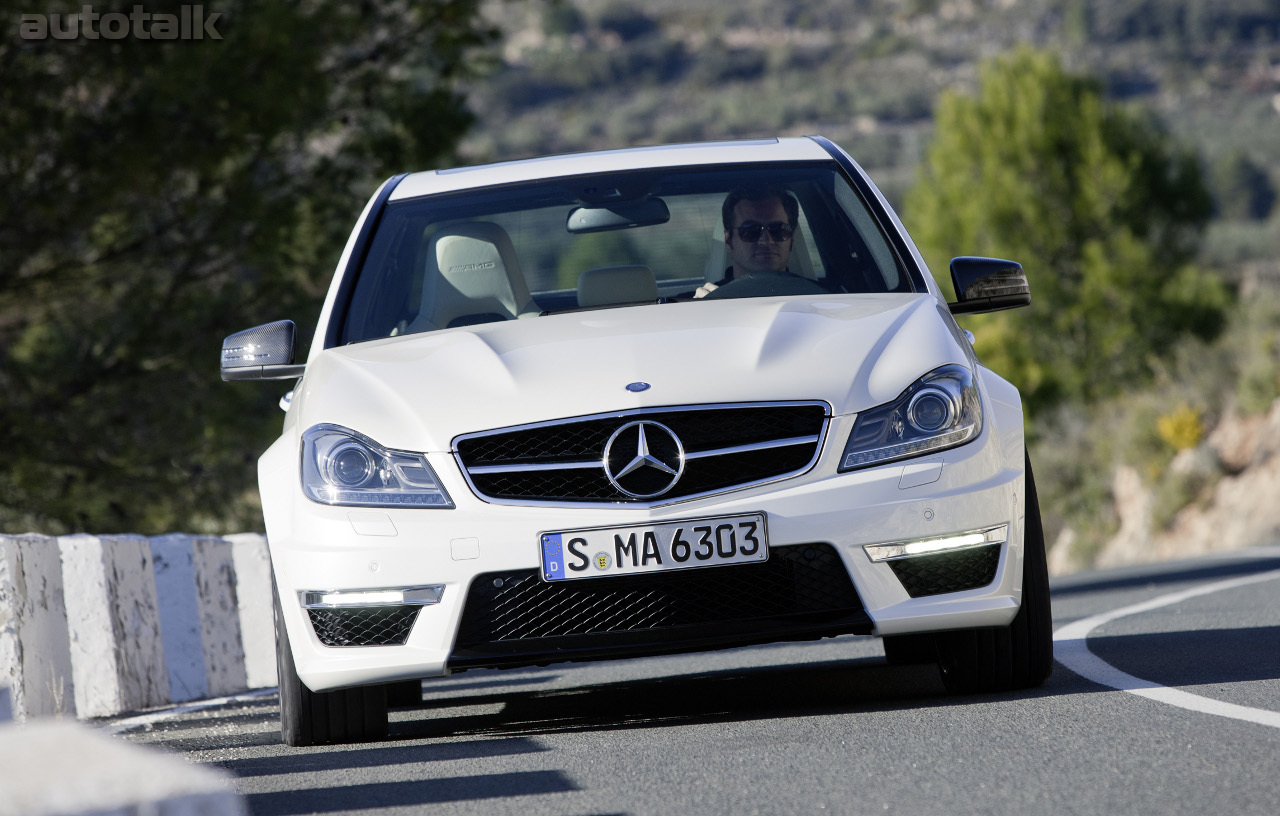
[455,403,828,505]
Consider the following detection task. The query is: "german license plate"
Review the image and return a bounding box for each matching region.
[539,513,768,582]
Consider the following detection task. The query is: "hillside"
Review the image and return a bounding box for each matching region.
[461,1,1280,211]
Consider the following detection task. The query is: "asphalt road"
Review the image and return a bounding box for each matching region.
[109,546,1280,816]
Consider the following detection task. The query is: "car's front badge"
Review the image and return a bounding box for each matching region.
[603,421,685,498]
[626,381,651,392]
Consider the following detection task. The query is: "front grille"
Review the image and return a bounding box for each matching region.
[887,544,1002,598]
[455,403,828,505]
[308,606,421,647]
[450,543,872,667]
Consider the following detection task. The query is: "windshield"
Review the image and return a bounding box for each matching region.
[340,162,914,344]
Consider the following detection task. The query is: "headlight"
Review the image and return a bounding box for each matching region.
[301,424,454,508]
[839,364,981,471]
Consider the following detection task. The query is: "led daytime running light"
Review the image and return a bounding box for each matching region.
[300,585,445,608]
[863,525,1007,563]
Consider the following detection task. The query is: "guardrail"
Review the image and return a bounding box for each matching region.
[1,533,274,723]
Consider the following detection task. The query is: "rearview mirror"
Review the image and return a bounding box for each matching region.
[947,257,1031,315]
[221,320,306,381]
[566,198,670,234]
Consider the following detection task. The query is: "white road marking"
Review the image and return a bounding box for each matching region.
[1053,568,1280,729]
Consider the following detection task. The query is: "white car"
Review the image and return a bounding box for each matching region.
[222,137,1050,746]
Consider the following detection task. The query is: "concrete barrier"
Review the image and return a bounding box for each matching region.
[61,534,170,718]
[0,535,75,721]
[152,535,248,702]
[0,532,276,721]
[0,719,248,815]
[225,533,277,688]
[191,536,253,697]
[151,534,211,703]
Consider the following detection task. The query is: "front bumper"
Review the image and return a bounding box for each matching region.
[261,413,1026,692]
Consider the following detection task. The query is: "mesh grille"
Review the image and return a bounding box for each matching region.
[308,606,422,647]
[456,404,827,504]
[887,544,1002,598]
[452,543,867,657]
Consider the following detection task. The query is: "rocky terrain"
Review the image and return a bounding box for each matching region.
[1050,398,1280,574]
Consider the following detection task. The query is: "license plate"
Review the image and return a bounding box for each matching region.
[539,513,768,582]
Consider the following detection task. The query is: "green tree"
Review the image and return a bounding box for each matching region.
[1210,151,1276,221]
[0,1,497,534]
[905,47,1229,410]
[554,231,639,290]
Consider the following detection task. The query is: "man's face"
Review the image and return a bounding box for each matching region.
[725,197,793,277]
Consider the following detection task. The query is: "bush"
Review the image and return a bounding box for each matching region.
[1156,404,1205,451]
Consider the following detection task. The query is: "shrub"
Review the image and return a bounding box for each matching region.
[1155,404,1205,451]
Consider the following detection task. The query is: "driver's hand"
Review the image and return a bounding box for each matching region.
[693,282,718,299]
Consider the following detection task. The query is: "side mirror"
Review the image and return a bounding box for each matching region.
[220,320,306,381]
[947,257,1031,315]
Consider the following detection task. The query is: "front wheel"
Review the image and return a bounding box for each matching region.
[934,452,1053,693]
[274,582,389,746]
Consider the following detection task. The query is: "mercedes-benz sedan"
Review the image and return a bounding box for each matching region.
[222,137,1051,746]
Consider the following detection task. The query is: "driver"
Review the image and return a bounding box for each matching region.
[694,185,799,298]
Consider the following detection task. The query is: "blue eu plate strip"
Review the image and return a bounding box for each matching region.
[540,533,565,581]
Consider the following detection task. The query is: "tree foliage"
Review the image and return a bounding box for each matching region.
[0,1,496,534]
[905,47,1230,410]
[1209,150,1276,221]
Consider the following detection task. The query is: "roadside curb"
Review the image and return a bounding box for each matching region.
[0,718,248,815]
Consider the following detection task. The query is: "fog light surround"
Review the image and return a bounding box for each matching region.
[300,585,445,609]
[862,525,1007,563]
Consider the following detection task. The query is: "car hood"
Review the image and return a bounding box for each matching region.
[293,293,972,452]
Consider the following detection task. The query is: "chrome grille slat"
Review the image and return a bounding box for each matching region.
[467,460,601,474]
[683,434,821,459]
[454,402,829,506]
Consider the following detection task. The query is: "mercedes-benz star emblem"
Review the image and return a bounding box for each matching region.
[603,420,685,498]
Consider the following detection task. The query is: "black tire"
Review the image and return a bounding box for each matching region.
[934,452,1053,694]
[881,633,937,665]
[385,679,424,708]
[274,582,389,746]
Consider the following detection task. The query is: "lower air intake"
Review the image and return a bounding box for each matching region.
[450,543,872,669]
[887,543,1002,598]
[308,606,421,647]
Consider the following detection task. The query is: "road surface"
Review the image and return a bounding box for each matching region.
[108,546,1280,815]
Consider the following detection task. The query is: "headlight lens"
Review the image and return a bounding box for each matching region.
[301,424,454,507]
[839,364,981,471]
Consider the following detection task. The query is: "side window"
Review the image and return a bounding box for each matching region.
[833,180,900,291]
[343,219,426,342]
[792,206,825,280]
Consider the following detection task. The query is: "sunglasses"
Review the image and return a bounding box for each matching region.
[734,221,794,243]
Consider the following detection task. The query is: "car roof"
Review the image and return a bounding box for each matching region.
[389,137,836,201]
